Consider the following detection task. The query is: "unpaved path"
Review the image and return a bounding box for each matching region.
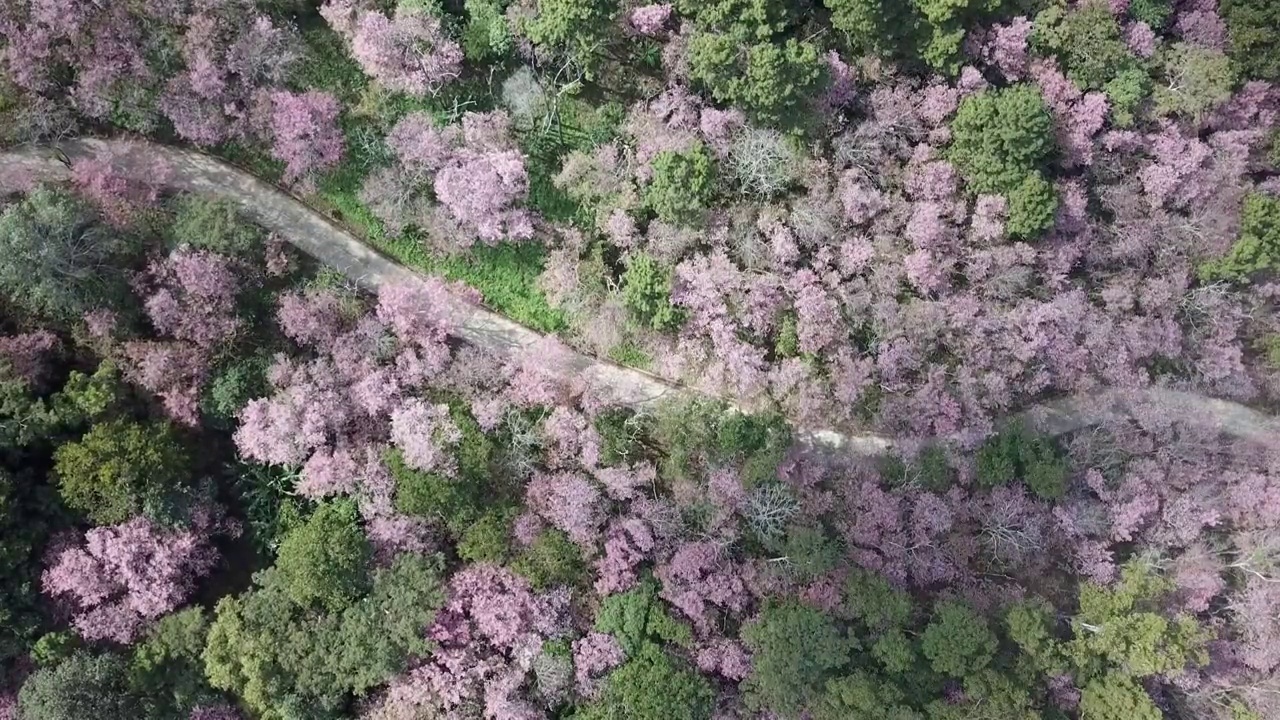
[2,138,1275,454]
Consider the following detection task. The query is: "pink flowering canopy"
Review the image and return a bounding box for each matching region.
[42,511,234,644]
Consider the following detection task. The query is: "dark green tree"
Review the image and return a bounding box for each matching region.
[1198,193,1280,282]
[680,0,826,126]
[741,601,852,717]
[621,252,684,331]
[576,643,714,720]
[1128,0,1172,28]
[511,528,587,589]
[825,0,1002,74]
[1222,0,1280,80]
[949,85,1057,239]
[1152,43,1234,121]
[653,398,791,487]
[645,145,717,226]
[457,509,517,564]
[594,577,692,654]
[773,524,840,582]
[974,421,1068,500]
[920,601,998,679]
[53,419,190,525]
[1032,1,1150,124]
[390,403,496,537]
[816,671,923,720]
[522,0,618,78]
[1069,563,1210,678]
[0,467,45,668]
[926,669,1040,720]
[130,608,220,718]
[18,652,143,720]
[1078,675,1162,720]
[204,555,445,719]
[203,355,270,427]
[593,407,651,466]
[462,0,515,62]
[844,567,914,633]
[274,499,372,612]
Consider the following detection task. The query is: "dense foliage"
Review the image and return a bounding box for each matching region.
[0,0,1278,718]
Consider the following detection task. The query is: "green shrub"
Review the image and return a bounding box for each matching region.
[621,253,685,331]
[916,445,954,491]
[741,601,852,717]
[168,195,263,257]
[688,36,825,129]
[974,422,1068,500]
[46,361,123,429]
[1053,2,1139,90]
[646,145,717,225]
[19,652,142,720]
[576,643,714,720]
[1198,193,1280,282]
[1222,0,1280,81]
[920,601,998,679]
[274,500,372,612]
[1071,563,1211,677]
[774,314,799,358]
[232,462,311,557]
[1258,334,1280,370]
[511,529,587,589]
[392,462,481,532]
[1128,0,1172,28]
[53,420,190,525]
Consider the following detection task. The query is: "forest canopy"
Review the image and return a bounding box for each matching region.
[0,0,1278,719]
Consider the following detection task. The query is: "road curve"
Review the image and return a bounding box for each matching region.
[1,138,1275,455]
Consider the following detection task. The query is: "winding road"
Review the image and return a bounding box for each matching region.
[2,138,1276,454]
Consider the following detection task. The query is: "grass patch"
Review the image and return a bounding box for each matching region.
[608,342,652,369]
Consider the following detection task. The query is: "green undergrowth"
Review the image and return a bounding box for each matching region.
[316,152,567,332]
[213,137,568,332]
[209,29,642,339]
[211,21,567,334]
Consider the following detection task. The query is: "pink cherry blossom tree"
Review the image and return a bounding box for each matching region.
[42,509,236,643]
[268,90,346,189]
